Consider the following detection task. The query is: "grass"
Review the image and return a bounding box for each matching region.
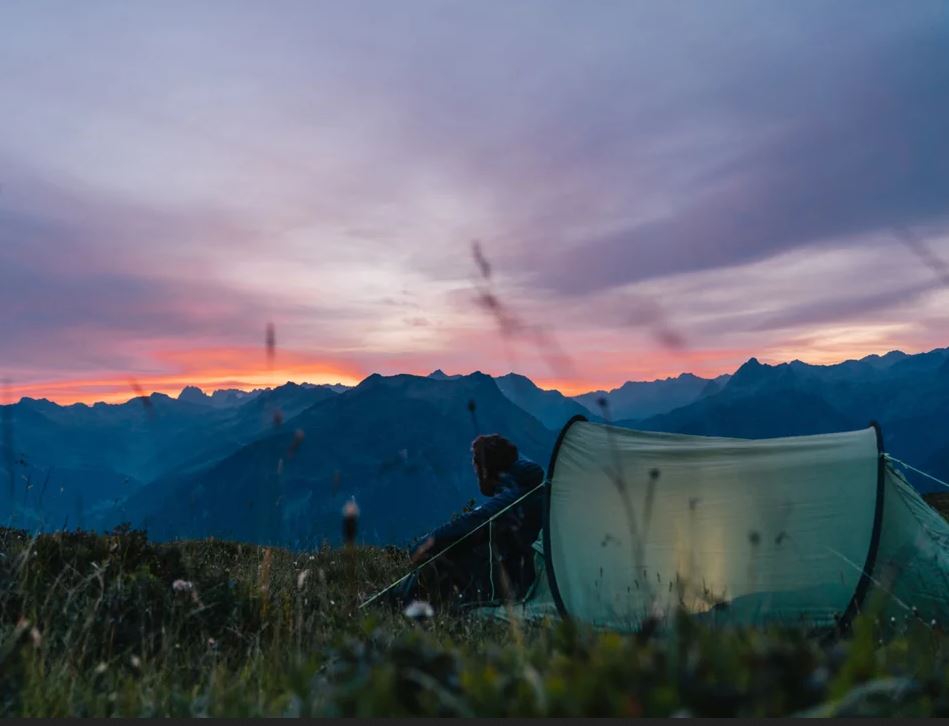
[2,525,949,717]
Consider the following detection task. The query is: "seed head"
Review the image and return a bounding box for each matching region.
[342,498,359,545]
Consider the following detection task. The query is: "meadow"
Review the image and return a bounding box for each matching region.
[3,524,949,717]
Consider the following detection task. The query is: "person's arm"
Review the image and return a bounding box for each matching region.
[425,487,522,551]
[427,460,545,550]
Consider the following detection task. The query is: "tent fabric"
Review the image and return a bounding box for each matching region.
[477,419,949,631]
[873,465,949,622]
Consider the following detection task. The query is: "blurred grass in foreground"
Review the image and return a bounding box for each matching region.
[1,526,948,717]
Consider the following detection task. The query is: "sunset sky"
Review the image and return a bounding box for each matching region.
[2,1,948,404]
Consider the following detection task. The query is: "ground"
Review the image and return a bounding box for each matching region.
[1,525,948,717]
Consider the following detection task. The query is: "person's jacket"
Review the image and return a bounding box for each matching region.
[428,456,545,555]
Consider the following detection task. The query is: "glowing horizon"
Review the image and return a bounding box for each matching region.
[4,340,943,406]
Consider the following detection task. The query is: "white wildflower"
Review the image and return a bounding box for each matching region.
[172,579,194,593]
[94,662,108,675]
[403,600,435,621]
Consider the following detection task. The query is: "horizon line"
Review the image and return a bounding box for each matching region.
[3,344,941,408]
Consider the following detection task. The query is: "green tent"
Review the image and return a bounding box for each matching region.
[481,417,949,631]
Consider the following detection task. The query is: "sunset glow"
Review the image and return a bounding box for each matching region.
[1,1,947,405]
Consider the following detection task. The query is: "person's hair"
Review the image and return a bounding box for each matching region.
[471,434,518,483]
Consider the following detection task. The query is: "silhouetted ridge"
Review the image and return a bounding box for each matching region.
[178,385,209,404]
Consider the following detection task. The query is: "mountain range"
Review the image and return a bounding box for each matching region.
[2,347,947,545]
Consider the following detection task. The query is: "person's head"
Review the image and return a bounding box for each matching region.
[471,434,518,496]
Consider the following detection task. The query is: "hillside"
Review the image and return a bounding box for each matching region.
[2,525,948,717]
[110,373,555,547]
[493,372,594,430]
[0,382,342,527]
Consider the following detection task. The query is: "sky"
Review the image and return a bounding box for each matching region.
[1,0,948,403]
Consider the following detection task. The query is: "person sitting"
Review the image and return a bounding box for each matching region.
[395,433,545,609]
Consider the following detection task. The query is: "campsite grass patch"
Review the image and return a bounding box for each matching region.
[2,525,949,717]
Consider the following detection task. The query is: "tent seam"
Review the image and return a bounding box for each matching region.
[543,414,588,621]
[831,422,887,638]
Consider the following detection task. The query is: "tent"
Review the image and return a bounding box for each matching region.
[482,416,949,631]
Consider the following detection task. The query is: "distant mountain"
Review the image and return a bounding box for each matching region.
[229,382,339,427]
[110,373,556,547]
[632,359,855,438]
[574,372,730,420]
[209,388,259,407]
[317,383,353,394]
[153,382,343,480]
[0,457,140,531]
[3,392,224,481]
[0,382,343,526]
[628,348,949,493]
[177,385,213,405]
[493,373,594,430]
[427,369,463,380]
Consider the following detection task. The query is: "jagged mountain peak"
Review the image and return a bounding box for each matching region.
[178,385,209,404]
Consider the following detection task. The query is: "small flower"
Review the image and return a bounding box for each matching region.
[95,662,108,675]
[172,579,194,593]
[130,655,141,669]
[403,600,435,621]
[207,637,217,649]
